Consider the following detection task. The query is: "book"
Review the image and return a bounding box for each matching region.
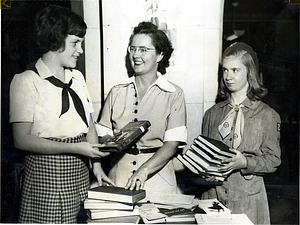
[86,208,140,220]
[177,154,225,181]
[147,193,195,206]
[197,135,236,158]
[99,120,151,152]
[87,186,146,204]
[185,149,221,172]
[182,154,225,181]
[141,214,196,224]
[177,154,200,175]
[138,203,196,224]
[84,198,134,210]
[87,215,141,224]
[190,143,222,165]
[194,139,228,161]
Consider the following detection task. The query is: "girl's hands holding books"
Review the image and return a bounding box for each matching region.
[219,149,247,172]
[78,142,111,158]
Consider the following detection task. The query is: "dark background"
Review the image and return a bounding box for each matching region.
[1,0,299,224]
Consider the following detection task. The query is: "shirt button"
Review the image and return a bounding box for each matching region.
[229,138,232,141]
[134,93,137,97]
[134,109,138,114]
[134,118,138,122]
[225,190,228,194]
[134,102,138,106]
[132,170,136,174]
[132,161,137,165]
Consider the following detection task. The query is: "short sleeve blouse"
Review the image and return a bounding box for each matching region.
[97,73,187,148]
[9,58,94,138]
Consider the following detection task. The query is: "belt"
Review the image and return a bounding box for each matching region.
[125,146,160,155]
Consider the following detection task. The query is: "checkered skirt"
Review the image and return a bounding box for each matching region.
[18,134,90,224]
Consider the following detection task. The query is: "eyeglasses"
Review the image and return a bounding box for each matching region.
[128,46,156,56]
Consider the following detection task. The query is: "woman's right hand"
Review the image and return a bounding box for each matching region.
[77,142,110,158]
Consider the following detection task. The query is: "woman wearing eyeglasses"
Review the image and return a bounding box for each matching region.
[95,21,187,197]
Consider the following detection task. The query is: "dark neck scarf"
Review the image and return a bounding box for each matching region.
[46,76,89,127]
[27,63,89,127]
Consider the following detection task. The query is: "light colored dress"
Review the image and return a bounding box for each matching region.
[97,73,187,198]
[201,97,281,224]
[9,58,94,223]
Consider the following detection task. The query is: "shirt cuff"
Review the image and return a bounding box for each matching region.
[94,123,113,137]
[241,156,256,174]
[164,126,187,144]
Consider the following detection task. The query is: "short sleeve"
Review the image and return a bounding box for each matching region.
[96,87,114,136]
[164,88,187,144]
[9,73,37,123]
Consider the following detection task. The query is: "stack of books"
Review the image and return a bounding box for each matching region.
[85,186,146,223]
[177,135,236,181]
[138,193,202,224]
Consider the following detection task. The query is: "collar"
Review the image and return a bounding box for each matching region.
[219,97,257,110]
[35,58,73,83]
[124,72,176,93]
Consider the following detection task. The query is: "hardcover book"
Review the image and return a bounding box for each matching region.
[182,154,226,181]
[177,154,225,181]
[194,139,228,161]
[197,135,236,158]
[86,208,140,220]
[87,215,141,224]
[190,144,222,165]
[99,120,151,152]
[84,198,134,210]
[87,186,146,204]
[185,149,221,172]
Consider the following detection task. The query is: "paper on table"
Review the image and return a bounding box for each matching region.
[195,213,254,224]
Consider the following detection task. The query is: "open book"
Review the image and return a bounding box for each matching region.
[98,121,151,152]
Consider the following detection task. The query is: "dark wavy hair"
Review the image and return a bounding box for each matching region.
[218,48,268,101]
[35,5,87,54]
[125,21,174,77]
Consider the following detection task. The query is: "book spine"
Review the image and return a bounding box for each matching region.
[177,154,200,175]
[197,136,235,158]
[185,149,214,170]
[194,139,226,161]
[87,192,132,204]
[190,144,222,165]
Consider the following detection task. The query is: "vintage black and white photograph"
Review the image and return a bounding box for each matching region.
[1,0,299,224]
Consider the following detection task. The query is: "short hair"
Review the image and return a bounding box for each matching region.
[35,4,87,54]
[125,21,174,77]
[218,43,268,101]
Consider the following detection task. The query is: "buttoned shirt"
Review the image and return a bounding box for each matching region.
[97,73,187,148]
[96,73,187,196]
[201,97,281,224]
[9,58,94,138]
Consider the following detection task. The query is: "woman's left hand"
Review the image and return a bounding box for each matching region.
[218,149,247,173]
[124,168,149,191]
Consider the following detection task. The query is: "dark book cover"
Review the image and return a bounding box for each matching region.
[190,143,222,165]
[99,121,151,152]
[185,149,221,172]
[197,135,236,158]
[193,139,228,161]
[88,186,146,204]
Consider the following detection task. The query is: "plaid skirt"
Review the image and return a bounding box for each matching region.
[18,134,90,224]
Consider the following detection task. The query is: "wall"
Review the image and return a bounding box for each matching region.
[83,0,224,149]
